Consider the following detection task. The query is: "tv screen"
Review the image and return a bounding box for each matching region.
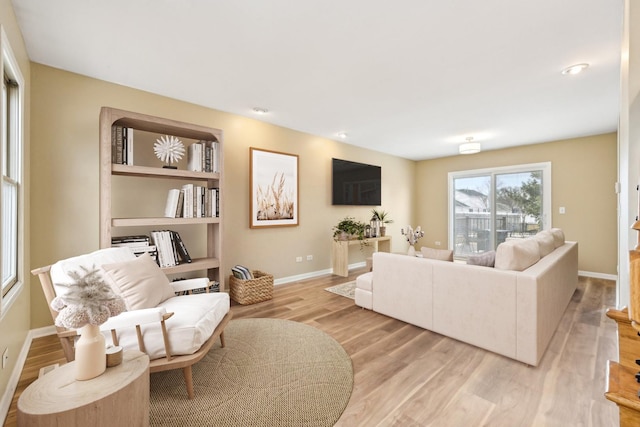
[332,158,381,206]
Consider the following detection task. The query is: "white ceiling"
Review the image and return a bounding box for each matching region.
[10,0,623,160]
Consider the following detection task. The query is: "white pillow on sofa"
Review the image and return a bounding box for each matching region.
[102,252,175,310]
[421,247,454,261]
[494,238,541,271]
[534,230,555,257]
[549,228,565,248]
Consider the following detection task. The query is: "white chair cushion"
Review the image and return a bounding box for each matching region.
[50,247,137,297]
[105,292,230,359]
[101,252,175,310]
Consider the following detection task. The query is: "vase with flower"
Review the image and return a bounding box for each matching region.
[50,266,126,380]
[401,225,425,256]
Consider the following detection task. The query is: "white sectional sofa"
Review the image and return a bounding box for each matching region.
[355,231,578,366]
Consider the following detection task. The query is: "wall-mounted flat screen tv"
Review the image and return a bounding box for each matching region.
[332,158,381,206]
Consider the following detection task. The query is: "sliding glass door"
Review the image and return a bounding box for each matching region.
[449,163,550,259]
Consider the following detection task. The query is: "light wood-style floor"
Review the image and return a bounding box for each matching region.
[4,269,620,426]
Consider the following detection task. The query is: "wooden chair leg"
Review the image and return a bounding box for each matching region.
[183,365,194,399]
[220,331,225,348]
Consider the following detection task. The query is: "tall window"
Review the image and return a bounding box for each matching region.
[449,163,551,259]
[1,27,23,314]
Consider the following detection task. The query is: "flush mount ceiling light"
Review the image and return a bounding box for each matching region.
[459,137,481,155]
[252,107,269,114]
[561,63,589,75]
[337,132,348,139]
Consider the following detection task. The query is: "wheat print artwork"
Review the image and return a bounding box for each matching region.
[250,148,299,228]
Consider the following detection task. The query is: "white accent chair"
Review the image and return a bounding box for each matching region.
[32,247,232,399]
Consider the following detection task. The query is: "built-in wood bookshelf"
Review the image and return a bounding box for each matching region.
[99,107,223,286]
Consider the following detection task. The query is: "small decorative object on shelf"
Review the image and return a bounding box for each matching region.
[154,135,185,169]
[401,225,424,256]
[50,267,126,380]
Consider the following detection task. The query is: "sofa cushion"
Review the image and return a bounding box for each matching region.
[550,228,565,248]
[421,247,454,262]
[102,252,176,310]
[534,230,555,257]
[467,251,496,267]
[494,238,541,271]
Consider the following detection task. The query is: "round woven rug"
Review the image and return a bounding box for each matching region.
[149,318,353,426]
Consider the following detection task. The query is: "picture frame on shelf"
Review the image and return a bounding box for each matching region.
[250,147,299,228]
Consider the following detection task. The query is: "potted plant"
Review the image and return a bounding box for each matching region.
[333,216,367,241]
[371,209,393,236]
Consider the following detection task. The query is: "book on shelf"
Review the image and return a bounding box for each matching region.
[111,125,134,165]
[166,184,219,218]
[164,188,181,218]
[150,230,191,267]
[173,280,219,296]
[181,184,194,218]
[171,230,192,263]
[187,140,220,173]
[111,234,149,244]
[111,235,157,262]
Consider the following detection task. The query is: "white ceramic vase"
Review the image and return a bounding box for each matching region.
[407,244,416,257]
[75,324,106,381]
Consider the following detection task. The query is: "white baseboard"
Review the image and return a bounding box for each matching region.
[274,268,333,286]
[0,326,56,425]
[579,270,617,281]
[274,262,366,286]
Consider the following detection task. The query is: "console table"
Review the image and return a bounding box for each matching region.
[17,350,150,427]
[332,236,391,277]
[605,308,640,426]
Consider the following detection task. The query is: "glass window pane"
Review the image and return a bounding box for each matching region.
[2,178,17,294]
[453,175,491,257]
[496,171,543,240]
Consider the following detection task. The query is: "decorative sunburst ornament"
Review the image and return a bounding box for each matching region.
[154,135,185,169]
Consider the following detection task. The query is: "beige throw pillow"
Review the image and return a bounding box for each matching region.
[421,247,454,262]
[101,252,175,310]
[534,230,555,257]
[549,228,565,248]
[467,251,496,267]
[494,238,541,271]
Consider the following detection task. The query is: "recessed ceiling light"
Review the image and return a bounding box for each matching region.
[252,107,269,114]
[459,137,481,155]
[561,63,589,75]
[337,132,348,139]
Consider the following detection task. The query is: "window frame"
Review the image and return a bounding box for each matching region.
[0,26,25,317]
[448,162,552,258]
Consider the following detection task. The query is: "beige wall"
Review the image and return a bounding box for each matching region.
[416,133,618,275]
[0,0,31,405]
[29,63,416,328]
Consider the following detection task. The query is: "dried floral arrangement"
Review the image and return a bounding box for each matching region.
[401,225,425,245]
[51,266,126,329]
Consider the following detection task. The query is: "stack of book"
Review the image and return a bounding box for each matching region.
[172,279,220,296]
[111,125,134,165]
[111,235,157,261]
[187,140,220,173]
[164,185,220,218]
[150,230,192,268]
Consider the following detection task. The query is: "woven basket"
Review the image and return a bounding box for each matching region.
[229,270,274,305]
